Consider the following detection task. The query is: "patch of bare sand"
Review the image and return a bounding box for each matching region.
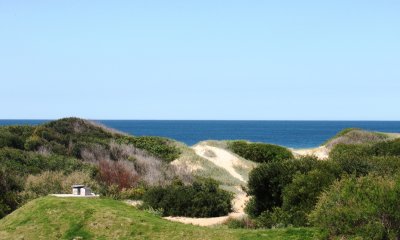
[291,146,329,160]
[192,144,246,182]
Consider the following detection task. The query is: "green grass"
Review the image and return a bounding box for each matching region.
[0,197,321,240]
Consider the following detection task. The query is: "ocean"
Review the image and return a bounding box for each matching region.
[1,120,400,149]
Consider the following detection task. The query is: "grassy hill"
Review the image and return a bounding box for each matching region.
[0,197,321,240]
[323,128,395,149]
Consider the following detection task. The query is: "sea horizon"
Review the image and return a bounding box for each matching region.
[2,119,400,148]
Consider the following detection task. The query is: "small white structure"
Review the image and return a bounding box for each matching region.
[51,184,98,198]
[72,185,92,196]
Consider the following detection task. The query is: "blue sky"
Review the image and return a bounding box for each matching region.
[1,1,399,120]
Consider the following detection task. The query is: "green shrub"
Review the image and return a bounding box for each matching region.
[225,217,256,229]
[120,187,146,200]
[118,136,180,162]
[254,207,291,228]
[142,178,232,217]
[329,144,372,176]
[280,169,337,226]
[246,157,322,217]
[0,167,23,218]
[0,148,93,175]
[24,135,44,151]
[228,141,293,163]
[0,126,33,149]
[330,141,400,176]
[370,138,400,156]
[309,174,400,239]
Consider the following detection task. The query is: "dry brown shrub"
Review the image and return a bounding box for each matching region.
[98,159,139,190]
[80,144,111,162]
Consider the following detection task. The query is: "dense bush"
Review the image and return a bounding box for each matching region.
[228,141,293,163]
[280,169,337,226]
[330,140,400,176]
[310,175,400,239]
[0,126,34,150]
[118,136,181,162]
[245,132,400,230]
[246,157,330,217]
[329,144,372,176]
[98,159,139,190]
[253,207,290,228]
[370,138,400,156]
[142,178,232,217]
[0,167,23,218]
[0,148,92,175]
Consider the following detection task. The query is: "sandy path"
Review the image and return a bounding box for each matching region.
[164,143,249,226]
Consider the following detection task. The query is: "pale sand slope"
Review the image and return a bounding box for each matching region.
[193,144,246,182]
[165,143,252,226]
[291,146,330,160]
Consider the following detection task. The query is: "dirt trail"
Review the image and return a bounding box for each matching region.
[164,143,250,226]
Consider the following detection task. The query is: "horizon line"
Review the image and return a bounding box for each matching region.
[1,118,400,122]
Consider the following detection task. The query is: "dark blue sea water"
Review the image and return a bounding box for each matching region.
[1,120,400,148]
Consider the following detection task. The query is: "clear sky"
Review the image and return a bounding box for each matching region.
[1,1,399,120]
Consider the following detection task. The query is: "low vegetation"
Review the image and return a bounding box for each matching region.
[0,197,322,240]
[310,175,400,239]
[142,178,233,217]
[0,118,186,218]
[228,140,293,163]
[324,128,389,149]
[244,134,400,239]
[2,118,400,239]
[245,157,339,222]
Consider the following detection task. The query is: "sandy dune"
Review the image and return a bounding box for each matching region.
[192,144,246,182]
[291,146,329,160]
[164,143,251,226]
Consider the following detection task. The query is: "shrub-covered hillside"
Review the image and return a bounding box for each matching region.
[3,119,400,239]
[324,128,390,149]
[0,117,180,162]
[244,132,400,239]
[0,118,187,218]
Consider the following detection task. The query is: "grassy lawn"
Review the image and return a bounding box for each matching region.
[0,197,321,240]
